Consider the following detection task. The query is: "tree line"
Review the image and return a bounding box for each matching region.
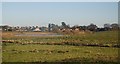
[0,23,119,32]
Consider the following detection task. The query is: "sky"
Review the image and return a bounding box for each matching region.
[2,2,118,27]
[0,2,2,25]
[1,0,119,2]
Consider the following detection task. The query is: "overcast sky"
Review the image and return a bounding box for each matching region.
[2,2,118,27]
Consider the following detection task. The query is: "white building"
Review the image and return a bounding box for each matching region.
[33,28,41,32]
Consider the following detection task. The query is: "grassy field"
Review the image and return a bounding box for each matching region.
[2,43,119,62]
[2,31,120,63]
[2,31,118,44]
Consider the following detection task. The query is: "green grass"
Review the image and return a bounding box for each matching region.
[2,31,118,44]
[2,43,119,62]
[2,31,119,62]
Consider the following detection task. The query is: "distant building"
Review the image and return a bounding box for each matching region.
[104,24,111,31]
[1,25,11,31]
[48,23,59,32]
[41,27,47,32]
[111,23,119,30]
[104,24,111,28]
[33,27,41,32]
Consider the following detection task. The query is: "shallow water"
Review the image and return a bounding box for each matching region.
[15,34,63,36]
